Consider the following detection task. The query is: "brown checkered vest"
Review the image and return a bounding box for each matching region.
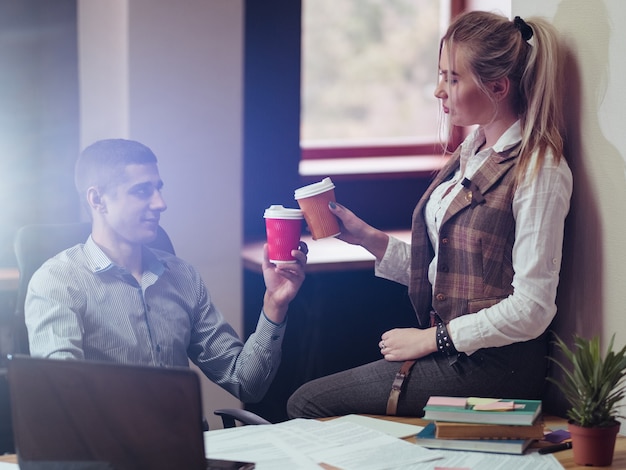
[409,143,521,327]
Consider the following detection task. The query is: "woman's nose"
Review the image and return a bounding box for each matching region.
[434,81,446,99]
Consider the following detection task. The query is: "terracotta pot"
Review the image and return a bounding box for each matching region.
[568,421,621,467]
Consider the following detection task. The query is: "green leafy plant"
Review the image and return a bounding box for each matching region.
[548,334,626,427]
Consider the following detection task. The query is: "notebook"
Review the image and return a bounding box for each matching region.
[7,355,254,470]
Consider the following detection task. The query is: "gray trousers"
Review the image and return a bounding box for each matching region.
[287,333,549,418]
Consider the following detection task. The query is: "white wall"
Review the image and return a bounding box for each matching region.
[516,0,626,356]
[513,0,626,418]
[78,0,129,145]
[467,0,511,16]
[78,0,244,430]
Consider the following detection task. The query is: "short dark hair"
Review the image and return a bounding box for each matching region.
[75,139,158,196]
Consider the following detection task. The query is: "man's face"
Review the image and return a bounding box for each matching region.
[98,163,167,246]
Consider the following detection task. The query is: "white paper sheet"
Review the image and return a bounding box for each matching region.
[394,449,565,469]
[205,418,439,470]
[329,414,424,438]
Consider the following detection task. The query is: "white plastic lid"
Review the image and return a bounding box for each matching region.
[294,177,335,200]
[263,205,303,219]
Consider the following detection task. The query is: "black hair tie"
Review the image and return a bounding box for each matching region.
[514,16,533,41]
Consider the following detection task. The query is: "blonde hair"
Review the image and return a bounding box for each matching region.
[441,11,564,181]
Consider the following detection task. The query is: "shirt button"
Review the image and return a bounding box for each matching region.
[441,238,449,245]
[436,293,446,301]
[441,265,449,273]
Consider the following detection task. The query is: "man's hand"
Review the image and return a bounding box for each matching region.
[261,242,307,323]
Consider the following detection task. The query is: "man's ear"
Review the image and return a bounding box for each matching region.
[87,187,106,213]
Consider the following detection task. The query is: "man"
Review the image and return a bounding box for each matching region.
[25,139,307,403]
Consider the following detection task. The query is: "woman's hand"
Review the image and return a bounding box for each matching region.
[328,202,370,245]
[329,202,389,260]
[378,327,438,362]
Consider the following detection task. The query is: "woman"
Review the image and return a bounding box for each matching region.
[287,11,573,418]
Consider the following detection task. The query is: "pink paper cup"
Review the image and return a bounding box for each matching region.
[294,177,341,240]
[264,205,303,264]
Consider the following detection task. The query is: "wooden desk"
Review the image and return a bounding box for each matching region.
[2,416,624,468]
[242,230,412,274]
[0,454,15,464]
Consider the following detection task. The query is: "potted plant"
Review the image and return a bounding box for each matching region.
[548,333,626,466]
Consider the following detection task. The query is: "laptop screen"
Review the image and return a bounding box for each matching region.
[7,355,207,470]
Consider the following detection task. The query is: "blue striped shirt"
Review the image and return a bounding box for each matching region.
[25,236,286,402]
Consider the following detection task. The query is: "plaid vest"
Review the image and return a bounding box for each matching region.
[409,144,521,327]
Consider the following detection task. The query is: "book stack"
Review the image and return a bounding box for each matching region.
[415,396,544,455]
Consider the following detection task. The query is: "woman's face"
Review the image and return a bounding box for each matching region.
[434,44,495,127]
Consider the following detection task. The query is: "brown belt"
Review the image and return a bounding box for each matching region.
[385,359,416,415]
[386,313,438,415]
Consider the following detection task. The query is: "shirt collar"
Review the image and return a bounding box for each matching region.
[84,235,167,276]
[493,120,522,152]
[463,120,522,154]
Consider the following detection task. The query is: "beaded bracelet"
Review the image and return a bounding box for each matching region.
[436,322,459,365]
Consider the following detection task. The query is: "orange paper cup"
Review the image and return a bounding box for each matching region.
[294,177,341,240]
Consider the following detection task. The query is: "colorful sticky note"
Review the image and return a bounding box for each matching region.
[427,396,468,407]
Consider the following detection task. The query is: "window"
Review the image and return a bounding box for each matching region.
[300,0,457,178]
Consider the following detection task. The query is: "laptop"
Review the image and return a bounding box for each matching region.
[7,355,254,470]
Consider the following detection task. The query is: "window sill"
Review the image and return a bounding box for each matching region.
[242,230,412,274]
[299,155,448,180]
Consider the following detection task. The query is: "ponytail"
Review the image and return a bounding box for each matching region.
[517,17,564,181]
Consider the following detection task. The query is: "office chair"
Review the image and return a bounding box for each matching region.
[214,408,271,428]
[10,222,268,429]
